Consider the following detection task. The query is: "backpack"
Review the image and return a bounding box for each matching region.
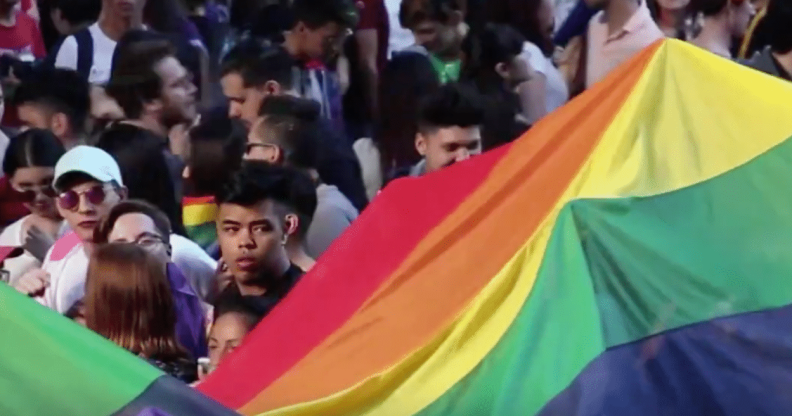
[45,28,94,80]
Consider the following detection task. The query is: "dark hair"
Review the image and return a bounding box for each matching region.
[279,165,317,240]
[277,121,323,172]
[462,23,525,93]
[376,53,440,171]
[486,0,553,55]
[13,67,90,136]
[143,0,189,35]
[94,200,173,244]
[51,0,101,26]
[221,40,296,89]
[96,127,186,236]
[292,0,359,29]
[3,129,66,177]
[106,32,176,119]
[186,114,246,196]
[258,95,321,120]
[689,0,729,16]
[216,161,316,215]
[765,0,792,54]
[212,298,267,327]
[417,82,485,133]
[399,0,466,28]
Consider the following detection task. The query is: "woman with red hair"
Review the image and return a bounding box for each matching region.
[84,243,197,383]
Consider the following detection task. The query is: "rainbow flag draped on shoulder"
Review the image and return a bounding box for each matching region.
[198,39,792,415]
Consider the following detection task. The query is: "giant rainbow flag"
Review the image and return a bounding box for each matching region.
[197,39,792,414]
[4,39,792,416]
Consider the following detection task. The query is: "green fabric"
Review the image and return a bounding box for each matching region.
[186,221,217,252]
[418,135,792,415]
[428,54,461,84]
[0,284,162,415]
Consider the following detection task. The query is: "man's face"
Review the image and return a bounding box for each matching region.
[221,72,267,130]
[295,21,348,62]
[216,200,288,284]
[56,179,124,243]
[107,0,146,20]
[17,103,52,131]
[416,126,482,174]
[154,56,197,128]
[244,117,280,163]
[107,212,170,264]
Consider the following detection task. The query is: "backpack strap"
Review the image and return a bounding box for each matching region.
[74,28,94,80]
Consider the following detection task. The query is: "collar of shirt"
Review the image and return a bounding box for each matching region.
[599,2,653,43]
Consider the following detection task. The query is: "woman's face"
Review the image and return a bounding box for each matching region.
[10,166,58,218]
[207,312,254,371]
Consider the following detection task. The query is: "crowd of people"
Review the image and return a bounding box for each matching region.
[0,0,790,385]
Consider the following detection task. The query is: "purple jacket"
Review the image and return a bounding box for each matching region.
[167,263,208,359]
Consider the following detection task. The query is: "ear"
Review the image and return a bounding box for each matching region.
[50,112,70,140]
[415,132,428,156]
[283,213,300,237]
[494,62,510,79]
[271,146,283,164]
[263,80,282,95]
[116,186,129,201]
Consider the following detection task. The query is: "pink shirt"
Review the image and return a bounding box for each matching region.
[585,3,664,88]
[38,232,88,314]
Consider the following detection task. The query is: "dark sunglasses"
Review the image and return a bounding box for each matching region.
[57,184,110,211]
[12,185,57,203]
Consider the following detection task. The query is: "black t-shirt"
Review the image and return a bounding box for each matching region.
[213,264,304,319]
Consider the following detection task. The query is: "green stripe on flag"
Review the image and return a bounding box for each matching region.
[0,284,162,415]
[418,135,792,415]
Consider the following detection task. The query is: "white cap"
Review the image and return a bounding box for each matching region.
[53,145,124,191]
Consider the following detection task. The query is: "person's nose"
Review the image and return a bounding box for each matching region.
[455,147,471,163]
[237,228,255,248]
[77,195,96,215]
[228,102,242,119]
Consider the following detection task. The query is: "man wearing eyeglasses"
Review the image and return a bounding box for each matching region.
[12,145,127,313]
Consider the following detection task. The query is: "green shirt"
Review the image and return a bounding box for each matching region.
[428,54,461,84]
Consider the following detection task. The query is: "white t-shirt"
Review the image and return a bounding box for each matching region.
[384,0,415,57]
[54,23,117,85]
[170,233,217,302]
[39,232,217,314]
[521,41,569,121]
[0,216,69,286]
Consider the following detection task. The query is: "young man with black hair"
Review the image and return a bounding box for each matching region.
[220,41,369,211]
[100,32,197,201]
[745,0,792,80]
[246,98,359,258]
[53,0,146,84]
[220,41,297,130]
[394,82,484,178]
[213,162,307,317]
[397,0,468,83]
[13,67,90,149]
